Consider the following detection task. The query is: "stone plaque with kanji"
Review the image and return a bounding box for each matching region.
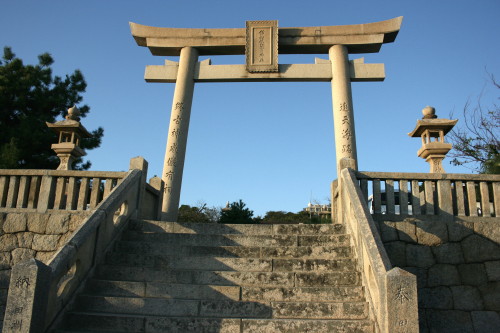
[245,20,278,73]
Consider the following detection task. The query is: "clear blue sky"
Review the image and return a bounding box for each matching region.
[1,0,499,216]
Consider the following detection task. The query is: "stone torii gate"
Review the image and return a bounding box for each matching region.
[130,17,402,221]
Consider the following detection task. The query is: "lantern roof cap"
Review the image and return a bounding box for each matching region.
[408,118,458,137]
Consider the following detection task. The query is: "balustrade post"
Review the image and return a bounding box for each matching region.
[37,175,56,213]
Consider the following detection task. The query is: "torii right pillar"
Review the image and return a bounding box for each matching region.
[330,45,358,172]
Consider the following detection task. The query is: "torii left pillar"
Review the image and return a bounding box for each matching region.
[161,47,198,221]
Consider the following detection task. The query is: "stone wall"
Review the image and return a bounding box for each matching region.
[0,211,89,328]
[375,214,500,332]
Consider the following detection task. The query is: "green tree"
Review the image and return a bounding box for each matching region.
[0,47,103,169]
[177,204,211,222]
[219,199,255,224]
[449,75,499,174]
[262,210,330,224]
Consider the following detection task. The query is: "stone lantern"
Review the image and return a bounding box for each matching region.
[46,106,91,170]
[408,106,458,173]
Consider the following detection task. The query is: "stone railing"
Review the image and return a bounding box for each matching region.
[337,159,418,333]
[0,170,128,213]
[2,158,150,333]
[356,172,500,219]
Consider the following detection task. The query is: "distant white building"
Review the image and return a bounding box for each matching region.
[304,203,332,217]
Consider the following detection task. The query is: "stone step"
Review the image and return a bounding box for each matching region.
[121,231,298,246]
[241,286,365,302]
[76,296,272,318]
[241,319,373,333]
[75,295,368,319]
[121,231,350,247]
[95,266,361,286]
[114,241,353,259]
[86,280,241,300]
[85,280,365,302]
[105,253,357,272]
[63,312,241,332]
[271,301,368,319]
[63,312,373,333]
[129,219,345,235]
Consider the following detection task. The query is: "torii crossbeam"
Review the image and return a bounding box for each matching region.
[130,17,403,221]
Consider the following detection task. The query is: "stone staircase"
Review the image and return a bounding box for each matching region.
[56,220,374,332]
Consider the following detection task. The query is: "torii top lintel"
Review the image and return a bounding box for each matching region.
[130,17,402,56]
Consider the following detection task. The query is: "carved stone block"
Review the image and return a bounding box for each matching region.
[3,259,51,333]
[245,20,278,73]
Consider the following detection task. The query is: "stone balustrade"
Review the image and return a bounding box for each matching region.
[1,157,153,332]
[352,170,500,332]
[356,172,500,219]
[338,159,419,333]
[0,170,128,213]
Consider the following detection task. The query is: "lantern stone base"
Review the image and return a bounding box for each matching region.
[425,154,446,173]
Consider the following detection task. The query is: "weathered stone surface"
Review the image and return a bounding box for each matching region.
[26,213,49,234]
[416,220,448,246]
[457,263,488,286]
[484,260,500,281]
[298,235,350,246]
[3,259,51,333]
[65,312,145,332]
[35,251,56,264]
[262,246,351,259]
[0,270,11,288]
[0,213,5,235]
[11,248,36,266]
[471,311,500,333]
[146,282,240,301]
[69,213,88,232]
[190,246,261,258]
[242,286,364,302]
[406,244,435,268]
[167,257,272,272]
[378,221,398,242]
[194,271,295,287]
[3,213,27,233]
[419,287,453,309]
[242,319,373,332]
[272,301,368,319]
[295,272,359,287]
[0,234,18,252]
[273,224,344,235]
[15,232,34,248]
[384,241,407,267]
[447,221,473,242]
[427,264,460,287]
[106,252,155,267]
[85,280,146,298]
[77,295,198,316]
[461,234,500,263]
[432,243,464,264]
[272,259,355,272]
[46,213,70,234]
[0,252,11,269]
[473,221,500,243]
[57,231,73,248]
[32,234,60,251]
[478,281,500,311]
[425,310,473,332]
[200,300,271,318]
[451,286,483,311]
[122,232,298,247]
[395,220,417,243]
[146,317,241,333]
